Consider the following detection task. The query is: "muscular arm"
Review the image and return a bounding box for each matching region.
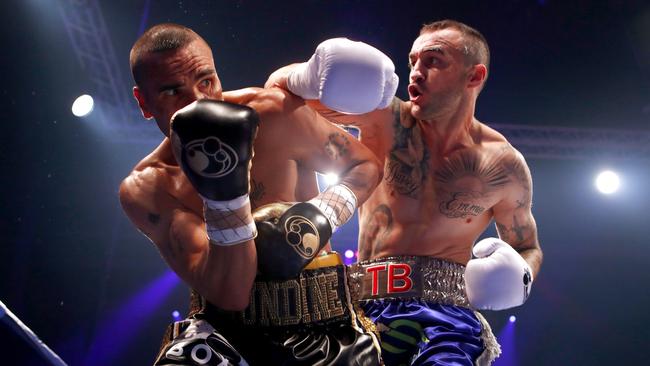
[492,149,543,277]
[289,96,382,205]
[119,169,256,311]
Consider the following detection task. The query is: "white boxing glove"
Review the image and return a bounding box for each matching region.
[287,37,398,114]
[465,237,533,311]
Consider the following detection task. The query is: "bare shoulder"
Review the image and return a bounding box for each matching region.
[119,164,166,229]
[118,145,177,238]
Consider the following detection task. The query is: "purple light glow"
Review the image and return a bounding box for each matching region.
[493,316,518,366]
[344,249,354,259]
[83,270,180,366]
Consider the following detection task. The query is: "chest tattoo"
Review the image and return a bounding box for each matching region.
[435,150,510,219]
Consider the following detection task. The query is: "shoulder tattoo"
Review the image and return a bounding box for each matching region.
[324,132,350,160]
[384,107,429,198]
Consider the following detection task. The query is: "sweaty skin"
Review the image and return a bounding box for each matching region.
[119,38,381,310]
[269,28,542,276]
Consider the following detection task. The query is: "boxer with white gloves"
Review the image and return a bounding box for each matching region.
[121,24,390,365]
[273,20,543,366]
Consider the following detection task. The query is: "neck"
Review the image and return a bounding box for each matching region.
[418,97,477,156]
[157,138,179,166]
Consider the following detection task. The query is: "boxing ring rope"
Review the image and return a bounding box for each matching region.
[0,300,68,366]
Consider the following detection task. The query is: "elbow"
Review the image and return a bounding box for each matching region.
[361,154,383,192]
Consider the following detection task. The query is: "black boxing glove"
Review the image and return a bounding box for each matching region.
[171,99,259,246]
[254,202,333,279]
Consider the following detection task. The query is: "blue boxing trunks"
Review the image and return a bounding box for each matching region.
[348,256,501,366]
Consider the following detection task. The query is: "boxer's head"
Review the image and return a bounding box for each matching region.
[130,23,223,136]
[407,20,489,120]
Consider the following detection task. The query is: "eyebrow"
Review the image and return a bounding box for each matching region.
[409,45,445,59]
[158,82,183,93]
[196,68,217,80]
[157,68,217,93]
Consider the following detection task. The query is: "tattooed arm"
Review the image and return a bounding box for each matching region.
[292,102,382,205]
[492,148,543,277]
[118,165,257,311]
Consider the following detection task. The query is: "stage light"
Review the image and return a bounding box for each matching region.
[344,249,354,259]
[323,173,339,186]
[509,315,516,323]
[71,94,94,117]
[172,310,180,319]
[595,170,620,194]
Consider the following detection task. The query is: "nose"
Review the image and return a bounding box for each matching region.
[410,60,424,83]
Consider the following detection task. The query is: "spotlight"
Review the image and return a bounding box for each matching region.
[71,94,94,117]
[344,250,354,259]
[595,170,620,194]
[509,315,516,323]
[172,310,180,319]
[323,173,339,186]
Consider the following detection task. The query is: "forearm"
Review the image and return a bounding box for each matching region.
[167,211,256,311]
[198,242,257,310]
[338,158,381,205]
[517,243,543,278]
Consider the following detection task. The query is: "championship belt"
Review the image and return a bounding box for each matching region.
[348,256,471,308]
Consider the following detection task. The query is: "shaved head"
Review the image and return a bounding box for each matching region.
[130,23,209,86]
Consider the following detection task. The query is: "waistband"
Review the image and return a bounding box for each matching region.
[194,264,352,329]
[348,256,471,308]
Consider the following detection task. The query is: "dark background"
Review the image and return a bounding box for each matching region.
[0,0,648,365]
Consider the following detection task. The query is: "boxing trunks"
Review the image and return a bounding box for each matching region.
[190,252,381,366]
[154,316,248,366]
[348,256,501,366]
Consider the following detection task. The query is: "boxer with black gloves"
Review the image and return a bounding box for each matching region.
[197,37,398,366]
[120,23,388,365]
[269,20,543,366]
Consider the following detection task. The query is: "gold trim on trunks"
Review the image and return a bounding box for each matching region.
[240,265,350,327]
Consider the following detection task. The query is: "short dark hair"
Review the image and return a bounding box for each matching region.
[129,23,206,86]
[420,19,490,72]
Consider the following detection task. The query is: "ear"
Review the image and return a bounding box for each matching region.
[467,64,487,89]
[133,86,153,120]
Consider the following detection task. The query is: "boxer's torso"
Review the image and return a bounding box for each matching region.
[356,100,528,265]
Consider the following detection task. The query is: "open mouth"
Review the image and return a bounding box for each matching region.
[408,84,422,101]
